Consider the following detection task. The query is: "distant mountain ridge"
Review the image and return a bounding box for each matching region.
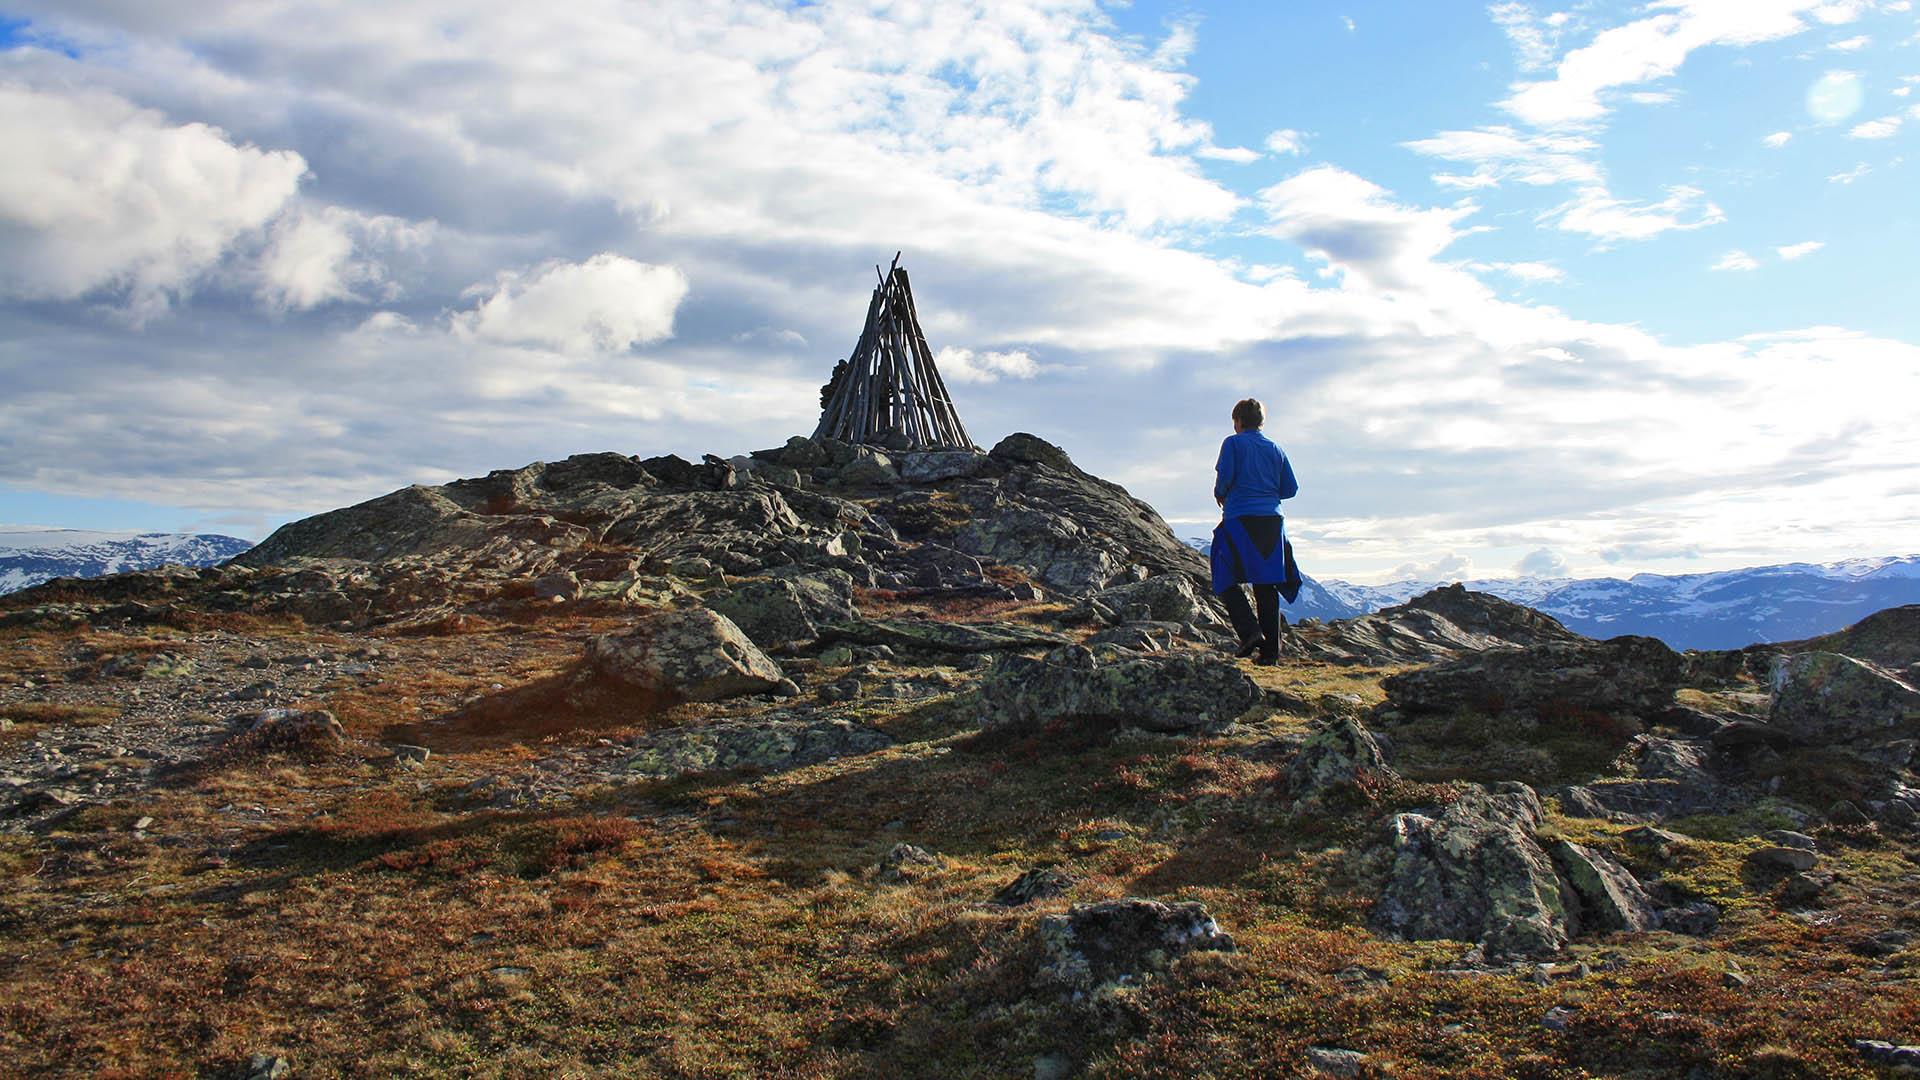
[0,527,255,594]
[1180,538,1920,651]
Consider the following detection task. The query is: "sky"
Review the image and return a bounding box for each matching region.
[0,0,1916,584]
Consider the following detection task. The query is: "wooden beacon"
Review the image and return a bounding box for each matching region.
[813,253,977,450]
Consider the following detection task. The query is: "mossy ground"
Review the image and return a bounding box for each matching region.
[0,619,1915,1078]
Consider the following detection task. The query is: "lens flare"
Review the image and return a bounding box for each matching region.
[1807,71,1865,123]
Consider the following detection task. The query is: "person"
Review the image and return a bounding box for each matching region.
[1210,398,1301,664]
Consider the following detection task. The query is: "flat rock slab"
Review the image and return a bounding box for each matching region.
[625,713,890,778]
[977,645,1261,735]
[819,618,1068,654]
[1382,635,1684,718]
[1769,651,1920,744]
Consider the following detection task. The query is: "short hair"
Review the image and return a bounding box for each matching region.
[1232,398,1265,429]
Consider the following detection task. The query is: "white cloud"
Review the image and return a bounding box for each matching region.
[1776,240,1825,259]
[1828,162,1873,182]
[1489,2,1576,71]
[1850,114,1903,137]
[1477,260,1567,283]
[1500,1,1841,129]
[1258,166,1479,293]
[934,346,1041,384]
[1513,547,1570,577]
[1197,144,1262,163]
[452,254,690,353]
[256,205,435,312]
[1342,16,1357,32]
[1406,126,1721,243]
[1264,129,1308,155]
[1711,249,1760,271]
[1762,130,1794,146]
[0,83,306,318]
[1828,33,1871,49]
[1389,552,1474,582]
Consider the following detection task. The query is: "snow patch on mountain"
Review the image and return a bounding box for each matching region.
[0,526,255,594]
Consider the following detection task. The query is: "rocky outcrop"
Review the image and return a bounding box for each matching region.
[624,711,889,778]
[1036,898,1234,992]
[819,617,1068,654]
[1083,574,1232,636]
[1373,782,1573,958]
[1300,585,1587,666]
[585,608,788,702]
[1550,840,1660,933]
[977,645,1261,735]
[1768,651,1920,744]
[1381,636,1684,719]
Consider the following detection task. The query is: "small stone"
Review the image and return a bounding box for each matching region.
[391,744,431,768]
[1032,1052,1074,1080]
[1542,1006,1577,1031]
[1826,800,1872,827]
[1722,962,1749,988]
[1855,929,1915,957]
[818,644,856,668]
[1305,1046,1369,1077]
[132,816,154,831]
[877,843,943,883]
[1780,869,1836,908]
[1761,829,1817,851]
[1852,1040,1920,1069]
[1661,901,1720,935]
[774,677,801,698]
[993,867,1078,907]
[1531,961,1590,985]
[243,1052,291,1080]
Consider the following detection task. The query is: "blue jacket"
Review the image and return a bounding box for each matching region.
[1214,429,1298,518]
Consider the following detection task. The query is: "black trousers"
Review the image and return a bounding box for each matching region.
[1222,583,1280,657]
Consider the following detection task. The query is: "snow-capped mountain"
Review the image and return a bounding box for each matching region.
[1182,536,1920,651]
[0,526,255,594]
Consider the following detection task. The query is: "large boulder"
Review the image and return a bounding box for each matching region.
[1299,586,1585,666]
[1089,574,1231,634]
[586,608,787,702]
[977,645,1261,735]
[1372,783,1573,958]
[1381,636,1684,718]
[1289,716,1395,805]
[1768,651,1920,744]
[1036,898,1234,992]
[990,432,1075,471]
[897,450,991,483]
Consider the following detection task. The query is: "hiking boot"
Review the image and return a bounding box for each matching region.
[1233,636,1264,659]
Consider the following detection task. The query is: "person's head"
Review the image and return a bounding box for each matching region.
[1231,398,1265,432]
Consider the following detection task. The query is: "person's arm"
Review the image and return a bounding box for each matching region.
[1213,437,1235,508]
[1276,448,1299,501]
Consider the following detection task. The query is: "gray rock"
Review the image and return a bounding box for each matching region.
[1305,1047,1369,1077]
[232,709,345,750]
[391,744,431,767]
[1551,840,1660,933]
[877,843,943,883]
[1852,1040,1920,1070]
[626,713,889,778]
[1762,829,1817,851]
[993,866,1078,907]
[1372,782,1572,959]
[837,447,900,487]
[990,432,1074,470]
[1383,635,1683,719]
[1748,846,1819,873]
[897,450,989,483]
[977,645,1261,735]
[820,617,1068,654]
[1660,901,1720,935]
[1288,716,1394,805]
[1087,574,1230,635]
[244,1053,292,1080]
[586,608,787,702]
[708,572,858,651]
[1769,651,1920,744]
[1301,585,1584,666]
[531,568,580,601]
[1036,897,1234,991]
[1622,825,1687,862]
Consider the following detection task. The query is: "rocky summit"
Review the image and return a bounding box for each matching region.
[1,432,1918,1077]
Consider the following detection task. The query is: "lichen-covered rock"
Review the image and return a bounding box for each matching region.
[1088,574,1231,635]
[231,708,346,750]
[990,432,1075,471]
[993,866,1078,907]
[1036,898,1234,991]
[1288,716,1395,805]
[708,572,859,650]
[1768,651,1920,744]
[1550,840,1660,933]
[1373,782,1573,958]
[1381,635,1684,718]
[977,645,1261,735]
[836,447,900,487]
[877,843,944,883]
[586,608,787,702]
[897,450,990,483]
[624,712,890,778]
